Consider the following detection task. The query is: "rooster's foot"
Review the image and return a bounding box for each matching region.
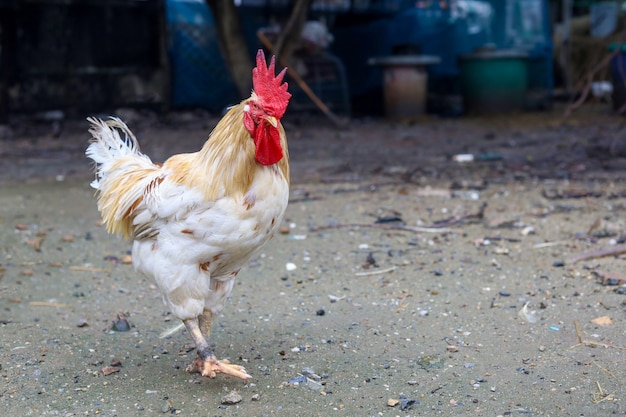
[186,355,251,381]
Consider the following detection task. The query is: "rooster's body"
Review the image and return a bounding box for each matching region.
[86,51,291,380]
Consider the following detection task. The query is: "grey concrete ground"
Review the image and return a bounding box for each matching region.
[1,106,625,416]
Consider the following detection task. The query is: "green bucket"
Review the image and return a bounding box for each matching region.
[459,49,529,114]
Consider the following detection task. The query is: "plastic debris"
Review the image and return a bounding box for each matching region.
[453,153,474,163]
[518,302,538,323]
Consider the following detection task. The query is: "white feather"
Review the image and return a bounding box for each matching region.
[85,117,152,189]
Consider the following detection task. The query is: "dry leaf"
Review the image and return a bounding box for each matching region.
[590,316,613,326]
[25,238,44,251]
[101,366,121,376]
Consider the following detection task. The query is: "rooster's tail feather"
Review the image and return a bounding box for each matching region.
[86,117,147,189]
[86,117,159,239]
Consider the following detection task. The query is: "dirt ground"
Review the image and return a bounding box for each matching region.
[1,104,625,416]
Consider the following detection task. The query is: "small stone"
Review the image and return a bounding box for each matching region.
[316,309,325,316]
[221,390,242,405]
[417,355,444,370]
[387,398,400,407]
[251,393,260,401]
[121,255,133,264]
[399,394,418,410]
[305,378,324,391]
[289,375,307,384]
[111,313,131,332]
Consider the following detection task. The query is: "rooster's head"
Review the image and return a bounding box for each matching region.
[243,50,291,166]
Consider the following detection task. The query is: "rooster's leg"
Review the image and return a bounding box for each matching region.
[183,314,251,381]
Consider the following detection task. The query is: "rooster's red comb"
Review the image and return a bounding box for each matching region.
[252,49,291,119]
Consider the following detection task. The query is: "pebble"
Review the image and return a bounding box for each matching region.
[111,313,131,332]
[417,355,444,370]
[614,287,626,295]
[221,390,242,405]
[399,394,418,410]
[305,378,324,391]
[285,262,297,271]
[161,399,172,413]
[387,398,400,407]
[289,375,307,384]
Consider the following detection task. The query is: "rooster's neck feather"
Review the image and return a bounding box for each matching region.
[169,102,289,201]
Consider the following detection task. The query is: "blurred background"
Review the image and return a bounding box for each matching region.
[0,0,623,124]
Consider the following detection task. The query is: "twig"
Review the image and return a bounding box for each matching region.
[288,195,323,204]
[355,266,397,277]
[533,241,569,249]
[570,320,626,350]
[310,223,452,234]
[591,381,614,404]
[593,269,626,286]
[563,48,620,118]
[159,322,185,339]
[592,361,618,381]
[430,202,487,228]
[69,266,111,273]
[565,243,626,264]
[29,301,70,308]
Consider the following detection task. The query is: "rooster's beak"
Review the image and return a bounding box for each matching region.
[265,116,278,128]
